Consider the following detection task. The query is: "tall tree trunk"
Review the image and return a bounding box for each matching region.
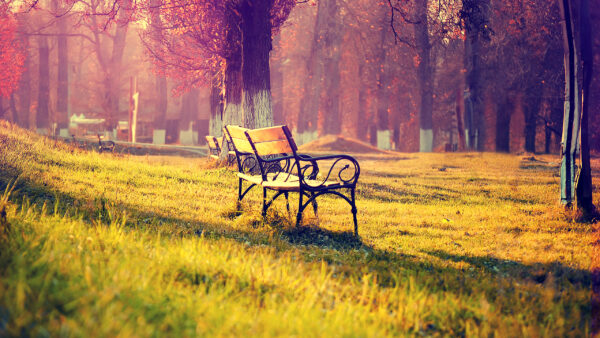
[462,0,490,151]
[240,0,273,129]
[150,0,167,143]
[415,0,434,152]
[17,35,30,128]
[54,0,69,136]
[524,85,542,153]
[298,0,328,143]
[209,75,223,137]
[375,23,391,149]
[220,55,243,160]
[495,95,512,152]
[559,0,577,206]
[271,34,285,126]
[106,21,129,131]
[36,36,50,132]
[575,0,595,213]
[321,0,342,136]
[357,64,368,142]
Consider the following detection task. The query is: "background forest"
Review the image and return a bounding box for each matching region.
[0,0,599,154]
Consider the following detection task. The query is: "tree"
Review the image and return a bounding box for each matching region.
[460,0,492,151]
[559,0,596,215]
[143,0,295,132]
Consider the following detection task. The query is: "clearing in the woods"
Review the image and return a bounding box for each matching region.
[0,121,597,336]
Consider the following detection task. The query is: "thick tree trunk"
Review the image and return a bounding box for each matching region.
[36,36,50,132]
[241,0,273,129]
[575,0,595,213]
[415,0,434,152]
[495,96,512,152]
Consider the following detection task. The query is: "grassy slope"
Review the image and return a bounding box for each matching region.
[0,121,597,336]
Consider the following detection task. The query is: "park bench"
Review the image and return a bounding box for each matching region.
[205,135,221,160]
[244,125,361,236]
[224,125,267,204]
[205,134,235,164]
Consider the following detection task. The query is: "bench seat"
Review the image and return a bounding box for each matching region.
[237,172,301,186]
[262,179,344,191]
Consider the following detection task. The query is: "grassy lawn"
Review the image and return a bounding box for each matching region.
[0,121,597,336]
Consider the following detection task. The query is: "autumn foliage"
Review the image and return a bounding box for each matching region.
[0,8,24,98]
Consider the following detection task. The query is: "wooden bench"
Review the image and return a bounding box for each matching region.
[244,125,361,236]
[205,134,235,164]
[224,125,269,204]
[205,135,221,160]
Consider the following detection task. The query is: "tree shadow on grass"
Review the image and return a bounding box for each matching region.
[0,171,593,329]
[424,249,591,287]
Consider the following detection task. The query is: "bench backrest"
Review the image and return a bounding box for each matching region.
[224,125,254,155]
[205,136,221,154]
[244,125,297,157]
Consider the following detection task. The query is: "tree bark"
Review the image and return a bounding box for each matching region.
[17,35,30,128]
[415,0,434,152]
[220,55,243,160]
[271,33,285,126]
[524,85,542,153]
[575,0,595,213]
[209,76,223,137]
[36,36,50,132]
[240,0,273,129]
[462,0,490,151]
[495,95,512,152]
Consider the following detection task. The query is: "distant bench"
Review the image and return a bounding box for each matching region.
[205,135,234,164]
[224,125,361,236]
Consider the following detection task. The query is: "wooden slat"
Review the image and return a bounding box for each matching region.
[231,138,254,153]
[225,125,248,139]
[253,140,293,156]
[246,126,287,143]
[205,136,218,149]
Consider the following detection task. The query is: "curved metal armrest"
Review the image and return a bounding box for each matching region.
[297,154,360,188]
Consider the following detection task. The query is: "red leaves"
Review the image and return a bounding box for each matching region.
[0,10,25,98]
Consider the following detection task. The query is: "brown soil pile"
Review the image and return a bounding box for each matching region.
[297,134,391,154]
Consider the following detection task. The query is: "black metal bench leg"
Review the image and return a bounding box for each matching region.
[296,190,304,227]
[310,192,319,220]
[351,188,358,237]
[262,188,268,218]
[238,178,243,204]
[285,192,290,214]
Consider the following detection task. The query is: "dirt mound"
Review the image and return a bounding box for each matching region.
[297,135,390,154]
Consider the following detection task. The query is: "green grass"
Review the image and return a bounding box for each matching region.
[0,120,597,336]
